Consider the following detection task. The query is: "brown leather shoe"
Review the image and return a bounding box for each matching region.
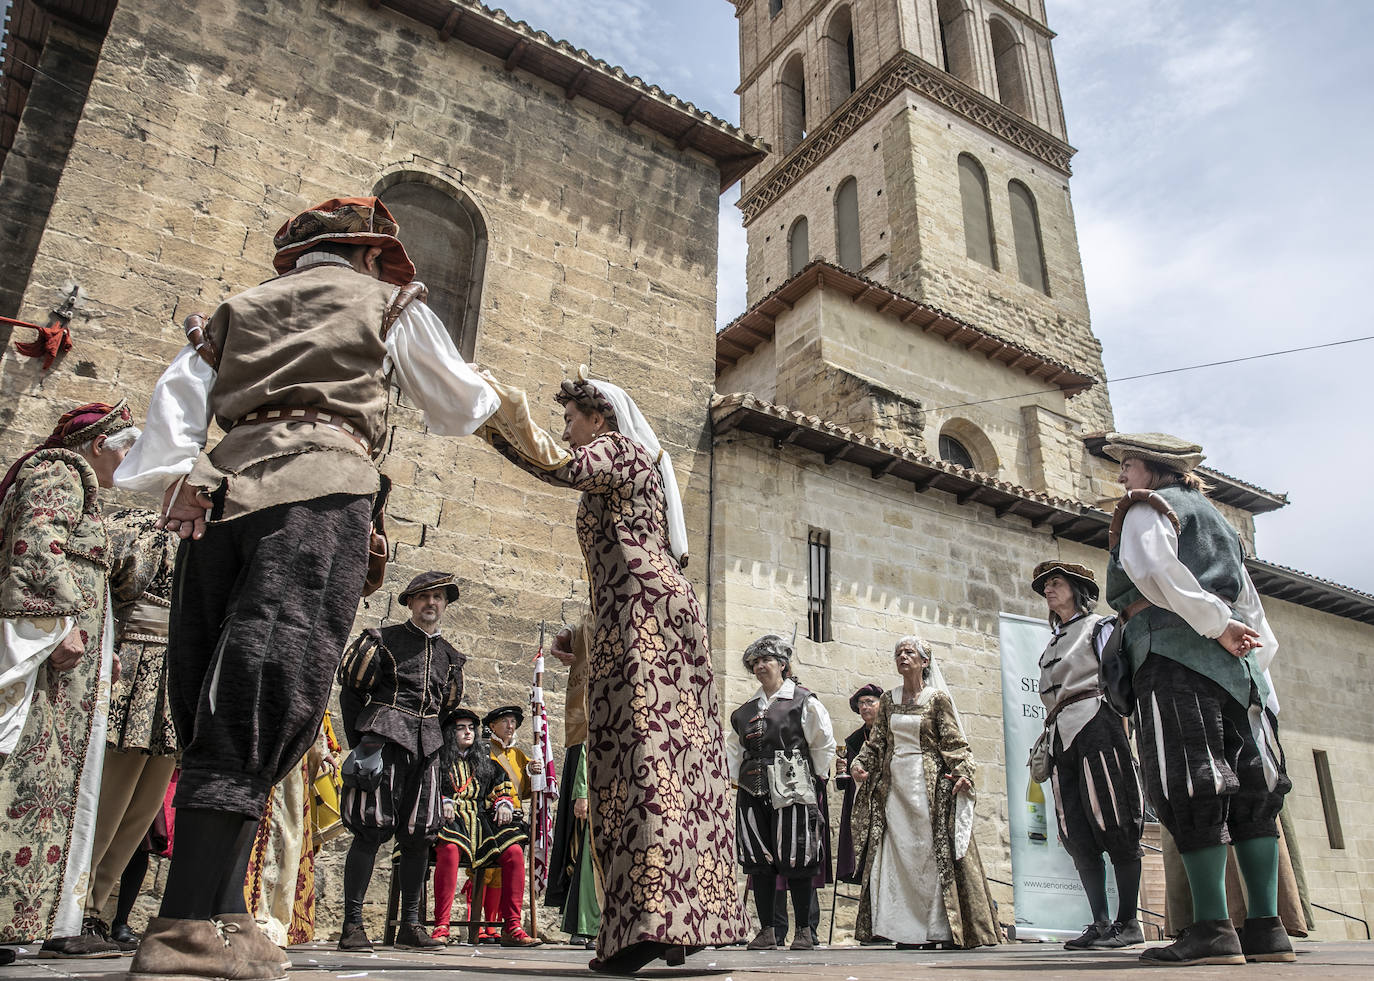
[393,922,444,951]
[214,915,291,970]
[337,923,372,952]
[747,927,777,950]
[127,917,287,981]
[498,927,541,948]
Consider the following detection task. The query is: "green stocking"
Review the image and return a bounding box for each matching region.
[1233,836,1280,919]
[1179,844,1230,922]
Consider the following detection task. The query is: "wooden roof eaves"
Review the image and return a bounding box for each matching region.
[711,392,1111,546]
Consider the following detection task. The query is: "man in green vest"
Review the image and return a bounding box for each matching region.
[1104,433,1291,967]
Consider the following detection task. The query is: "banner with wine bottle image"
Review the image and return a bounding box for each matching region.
[998,612,1118,941]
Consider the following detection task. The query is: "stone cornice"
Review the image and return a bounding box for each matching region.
[739,49,1075,225]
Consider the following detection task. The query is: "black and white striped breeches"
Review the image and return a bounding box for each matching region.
[1134,654,1290,852]
[1050,703,1145,869]
[735,789,825,879]
[341,741,443,846]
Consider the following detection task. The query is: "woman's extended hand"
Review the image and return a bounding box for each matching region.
[849,761,869,783]
[948,774,972,796]
[550,627,575,666]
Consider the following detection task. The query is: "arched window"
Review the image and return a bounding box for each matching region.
[938,419,999,474]
[770,0,783,16]
[1008,180,1048,293]
[936,0,975,86]
[989,18,1029,116]
[939,434,975,469]
[788,216,810,276]
[779,53,807,153]
[825,6,856,114]
[834,178,860,270]
[377,176,487,359]
[957,153,996,268]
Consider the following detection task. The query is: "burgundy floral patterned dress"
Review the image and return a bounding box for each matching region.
[487,420,748,960]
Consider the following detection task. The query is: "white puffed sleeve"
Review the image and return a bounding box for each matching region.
[113,345,214,494]
[384,301,498,436]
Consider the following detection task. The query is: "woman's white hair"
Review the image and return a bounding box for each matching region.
[77,426,141,456]
[893,635,930,658]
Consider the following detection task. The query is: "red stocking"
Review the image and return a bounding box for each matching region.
[498,845,526,934]
[432,843,458,932]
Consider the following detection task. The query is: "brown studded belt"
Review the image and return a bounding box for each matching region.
[233,406,371,455]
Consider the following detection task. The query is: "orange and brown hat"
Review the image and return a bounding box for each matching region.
[272,196,416,286]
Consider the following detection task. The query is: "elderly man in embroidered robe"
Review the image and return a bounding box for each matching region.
[114,197,497,981]
[0,401,139,955]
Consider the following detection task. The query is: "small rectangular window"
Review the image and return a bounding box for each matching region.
[1312,750,1344,849]
[807,529,832,643]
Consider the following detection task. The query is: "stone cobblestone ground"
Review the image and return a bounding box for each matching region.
[4,939,1371,981]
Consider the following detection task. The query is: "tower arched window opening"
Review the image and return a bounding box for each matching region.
[957,153,997,269]
[825,6,856,114]
[834,177,861,271]
[1008,180,1048,294]
[989,17,1030,116]
[788,216,810,276]
[780,53,807,152]
[936,0,975,86]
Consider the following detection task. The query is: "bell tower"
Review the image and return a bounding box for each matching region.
[729,0,1113,430]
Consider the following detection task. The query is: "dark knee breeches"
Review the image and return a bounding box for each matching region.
[168,493,372,817]
[1051,703,1145,869]
[1134,654,1290,853]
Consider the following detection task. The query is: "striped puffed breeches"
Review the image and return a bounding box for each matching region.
[735,789,826,879]
[1134,654,1290,853]
[1050,703,1145,869]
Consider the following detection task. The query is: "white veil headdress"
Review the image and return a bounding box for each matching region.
[577,367,690,566]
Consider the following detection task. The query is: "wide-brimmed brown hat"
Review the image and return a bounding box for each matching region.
[1102,432,1204,474]
[483,705,524,729]
[1031,560,1099,601]
[398,571,459,606]
[272,196,416,286]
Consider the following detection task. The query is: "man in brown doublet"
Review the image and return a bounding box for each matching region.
[115,198,496,981]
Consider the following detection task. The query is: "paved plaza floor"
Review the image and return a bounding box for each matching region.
[4,939,1373,981]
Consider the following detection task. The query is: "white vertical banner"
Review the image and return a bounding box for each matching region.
[998,612,1115,941]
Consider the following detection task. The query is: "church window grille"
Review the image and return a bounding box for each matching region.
[1008,180,1049,293]
[808,529,833,643]
[939,434,976,470]
[957,153,997,268]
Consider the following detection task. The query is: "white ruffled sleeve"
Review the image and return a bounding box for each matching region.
[113,345,214,494]
[0,615,75,754]
[385,301,498,436]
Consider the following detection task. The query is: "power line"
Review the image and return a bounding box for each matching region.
[928,334,1374,413]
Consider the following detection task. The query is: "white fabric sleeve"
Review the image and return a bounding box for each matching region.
[724,719,743,782]
[113,344,214,494]
[0,615,75,754]
[802,696,837,779]
[1234,567,1279,673]
[384,301,499,436]
[1118,505,1233,639]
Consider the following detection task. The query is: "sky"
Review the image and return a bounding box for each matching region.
[494,0,1374,594]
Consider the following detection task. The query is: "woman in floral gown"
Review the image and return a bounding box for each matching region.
[477,367,748,973]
